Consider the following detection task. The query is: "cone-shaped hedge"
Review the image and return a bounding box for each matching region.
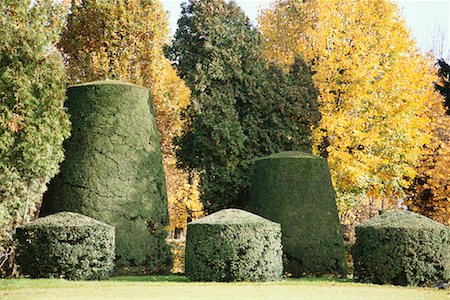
[40,81,171,274]
[15,212,114,280]
[185,209,283,282]
[249,151,347,276]
[353,210,450,286]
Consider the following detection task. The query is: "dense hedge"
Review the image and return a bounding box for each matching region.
[40,81,171,274]
[353,210,450,286]
[185,209,283,282]
[249,151,347,276]
[15,212,114,280]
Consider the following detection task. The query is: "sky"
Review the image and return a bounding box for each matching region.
[161,0,450,59]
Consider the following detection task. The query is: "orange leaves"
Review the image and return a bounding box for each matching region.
[6,114,23,133]
[166,159,203,231]
[406,96,450,225]
[60,0,188,154]
[61,0,169,85]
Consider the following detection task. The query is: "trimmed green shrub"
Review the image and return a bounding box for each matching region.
[40,81,171,274]
[185,209,283,282]
[249,151,347,276]
[15,212,114,280]
[353,210,450,286]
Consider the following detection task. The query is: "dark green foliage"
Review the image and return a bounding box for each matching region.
[0,0,70,276]
[436,59,450,114]
[166,0,319,213]
[15,212,114,280]
[249,151,347,277]
[185,209,283,282]
[40,81,171,274]
[353,210,450,286]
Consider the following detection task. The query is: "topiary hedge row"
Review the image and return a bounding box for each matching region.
[15,212,115,280]
[353,210,450,286]
[249,151,347,277]
[40,81,171,274]
[185,209,283,282]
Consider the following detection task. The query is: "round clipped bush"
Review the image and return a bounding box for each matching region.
[15,212,114,280]
[185,209,283,282]
[249,151,347,276]
[40,81,171,274]
[353,210,450,286]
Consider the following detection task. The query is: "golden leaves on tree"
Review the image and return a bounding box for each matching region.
[259,0,440,215]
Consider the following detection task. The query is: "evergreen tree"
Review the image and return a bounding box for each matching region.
[166,0,319,213]
[0,0,70,276]
[435,59,450,114]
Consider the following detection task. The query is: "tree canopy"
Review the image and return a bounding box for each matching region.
[167,0,319,212]
[60,0,189,157]
[406,62,450,225]
[259,0,440,214]
[0,0,70,276]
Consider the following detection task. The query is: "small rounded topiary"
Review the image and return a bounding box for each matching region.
[249,151,347,276]
[15,212,115,280]
[353,210,450,286]
[185,209,283,282]
[40,81,171,274]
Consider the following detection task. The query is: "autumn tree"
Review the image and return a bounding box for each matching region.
[59,0,201,242]
[406,63,450,225]
[259,0,439,221]
[166,0,319,213]
[0,0,70,276]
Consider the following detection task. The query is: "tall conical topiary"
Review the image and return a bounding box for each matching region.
[249,151,347,276]
[40,81,171,274]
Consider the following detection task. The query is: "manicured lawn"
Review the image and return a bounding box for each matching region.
[0,275,447,299]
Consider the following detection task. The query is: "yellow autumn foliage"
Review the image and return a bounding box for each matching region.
[259,0,439,214]
[59,0,203,241]
[406,85,450,225]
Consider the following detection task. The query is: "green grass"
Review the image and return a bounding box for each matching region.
[0,275,447,300]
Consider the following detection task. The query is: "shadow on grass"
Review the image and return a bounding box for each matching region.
[285,276,354,283]
[109,274,189,283]
[109,274,354,284]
